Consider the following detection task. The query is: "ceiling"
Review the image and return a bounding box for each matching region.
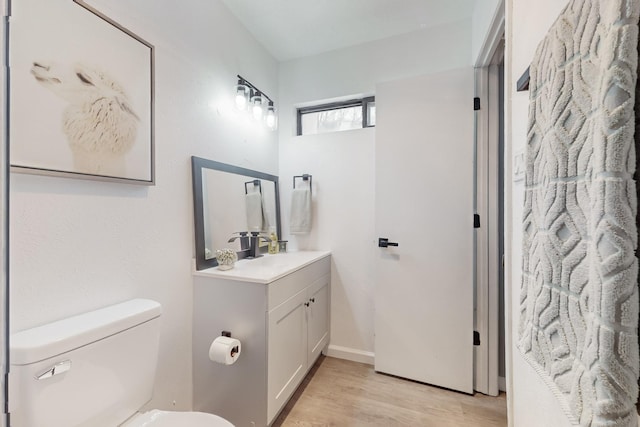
[221,0,477,62]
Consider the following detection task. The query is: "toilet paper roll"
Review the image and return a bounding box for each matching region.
[209,336,241,365]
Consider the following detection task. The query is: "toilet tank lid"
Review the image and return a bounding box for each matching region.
[11,299,162,366]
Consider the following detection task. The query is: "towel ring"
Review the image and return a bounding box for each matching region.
[244,179,262,194]
[293,174,312,195]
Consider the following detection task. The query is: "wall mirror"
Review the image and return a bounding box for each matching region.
[191,156,281,270]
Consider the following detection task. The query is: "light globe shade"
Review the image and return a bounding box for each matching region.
[251,93,264,120]
[234,83,249,110]
[265,104,277,130]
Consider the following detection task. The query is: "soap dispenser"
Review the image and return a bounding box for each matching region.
[268,226,279,254]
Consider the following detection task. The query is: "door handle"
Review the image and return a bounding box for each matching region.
[378,238,399,248]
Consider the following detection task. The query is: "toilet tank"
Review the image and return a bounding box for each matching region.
[9,299,162,427]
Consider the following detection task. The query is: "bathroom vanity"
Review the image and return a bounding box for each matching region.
[192,251,331,427]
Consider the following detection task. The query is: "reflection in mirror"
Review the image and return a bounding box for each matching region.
[191,156,281,270]
[202,169,277,259]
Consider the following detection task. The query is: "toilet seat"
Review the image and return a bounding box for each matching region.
[121,409,234,427]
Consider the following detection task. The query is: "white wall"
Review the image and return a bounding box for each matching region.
[9,0,278,411]
[505,0,572,425]
[278,20,472,362]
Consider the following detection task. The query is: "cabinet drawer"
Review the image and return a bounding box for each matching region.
[268,255,330,311]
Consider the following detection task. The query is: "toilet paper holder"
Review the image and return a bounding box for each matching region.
[220,331,239,357]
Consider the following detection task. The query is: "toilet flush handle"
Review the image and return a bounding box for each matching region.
[35,360,72,380]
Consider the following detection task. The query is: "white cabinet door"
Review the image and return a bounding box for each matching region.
[374,67,475,394]
[306,274,330,364]
[267,289,308,424]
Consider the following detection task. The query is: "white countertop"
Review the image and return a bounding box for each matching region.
[192,250,331,284]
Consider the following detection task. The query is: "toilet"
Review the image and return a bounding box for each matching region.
[9,299,234,427]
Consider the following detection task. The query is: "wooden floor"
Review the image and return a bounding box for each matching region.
[273,356,507,427]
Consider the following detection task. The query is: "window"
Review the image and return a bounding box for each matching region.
[297,96,375,136]
[366,100,376,127]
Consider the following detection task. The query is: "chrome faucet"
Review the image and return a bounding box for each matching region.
[228,232,250,251]
[248,231,269,258]
[228,231,268,259]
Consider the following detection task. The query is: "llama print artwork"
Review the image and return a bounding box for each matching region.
[30,61,140,177]
[9,0,153,183]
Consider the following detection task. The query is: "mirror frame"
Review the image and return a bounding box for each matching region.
[191,156,281,270]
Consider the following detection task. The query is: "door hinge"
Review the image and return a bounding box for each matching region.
[473,97,481,111]
[473,214,480,228]
[473,331,481,346]
[5,371,9,416]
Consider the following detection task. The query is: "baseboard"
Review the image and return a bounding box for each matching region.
[499,376,507,392]
[325,344,375,365]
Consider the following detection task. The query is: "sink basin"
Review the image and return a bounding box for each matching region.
[192,251,331,283]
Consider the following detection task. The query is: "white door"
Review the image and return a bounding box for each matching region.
[374,67,475,394]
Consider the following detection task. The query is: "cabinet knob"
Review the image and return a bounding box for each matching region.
[304,302,310,307]
[310,298,315,303]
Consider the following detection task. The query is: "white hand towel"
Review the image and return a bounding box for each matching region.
[245,192,263,232]
[290,187,312,234]
[261,194,271,232]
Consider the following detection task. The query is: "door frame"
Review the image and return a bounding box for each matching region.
[473,0,505,397]
[1,0,8,425]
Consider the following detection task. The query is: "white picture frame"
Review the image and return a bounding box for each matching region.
[9,0,155,184]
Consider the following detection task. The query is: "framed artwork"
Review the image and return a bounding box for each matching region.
[9,0,155,184]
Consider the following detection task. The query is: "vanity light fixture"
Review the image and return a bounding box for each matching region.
[234,75,277,130]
